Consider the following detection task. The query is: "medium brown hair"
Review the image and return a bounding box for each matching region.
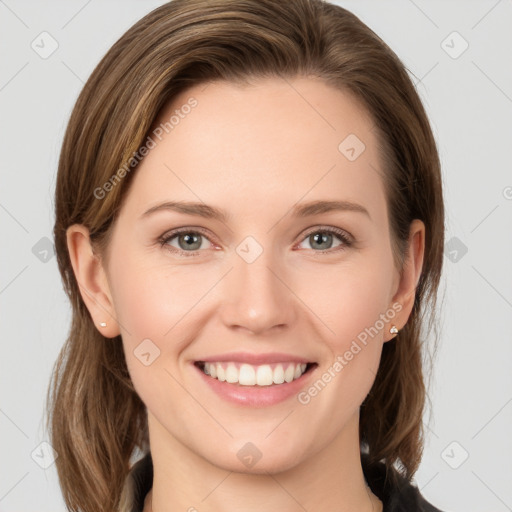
[47,1,444,510]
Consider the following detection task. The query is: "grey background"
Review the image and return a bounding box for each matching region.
[1,1,511,511]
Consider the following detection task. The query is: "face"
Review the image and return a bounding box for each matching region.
[97,77,411,473]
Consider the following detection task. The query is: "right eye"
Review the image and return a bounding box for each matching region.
[159,228,215,257]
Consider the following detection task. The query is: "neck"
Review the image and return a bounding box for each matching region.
[145,413,381,512]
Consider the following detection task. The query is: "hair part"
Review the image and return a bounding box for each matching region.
[47,1,444,510]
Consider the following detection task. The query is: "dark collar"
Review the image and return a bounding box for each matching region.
[360,453,443,512]
[128,452,443,512]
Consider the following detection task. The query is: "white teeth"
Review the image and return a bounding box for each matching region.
[273,364,285,384]
[225,364,238,383]
[239,364,256,385]
[201,362,309,386]
[284,364,295,383]
[256,365,274,386]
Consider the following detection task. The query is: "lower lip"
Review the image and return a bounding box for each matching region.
[194,363,317,407]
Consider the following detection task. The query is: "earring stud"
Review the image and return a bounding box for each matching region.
[100,322,107,328]
[389,325,398,335]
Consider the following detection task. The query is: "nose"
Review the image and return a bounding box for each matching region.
[218,247,297,335]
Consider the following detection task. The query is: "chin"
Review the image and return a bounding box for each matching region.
[203,437,310,475]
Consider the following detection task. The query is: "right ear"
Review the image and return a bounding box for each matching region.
[66,224,121,338]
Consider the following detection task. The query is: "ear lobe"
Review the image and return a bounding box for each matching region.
[386,219,425,342]
[66,224,121,338]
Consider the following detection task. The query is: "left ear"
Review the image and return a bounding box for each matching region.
[385,219,425,342]
[66,224,121,339]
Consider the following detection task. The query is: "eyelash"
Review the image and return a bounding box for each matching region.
[158,226,353,258]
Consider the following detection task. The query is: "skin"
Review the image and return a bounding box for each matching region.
[67,77,424,512]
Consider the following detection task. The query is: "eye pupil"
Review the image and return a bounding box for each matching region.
[310,232,332,250]
[179,233,201,250]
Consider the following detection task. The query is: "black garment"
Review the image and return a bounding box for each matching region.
[127,452,443,512]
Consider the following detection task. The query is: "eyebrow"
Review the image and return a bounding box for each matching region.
[141,199,370,222]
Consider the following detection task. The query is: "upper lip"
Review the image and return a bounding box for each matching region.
[196,352,314,365]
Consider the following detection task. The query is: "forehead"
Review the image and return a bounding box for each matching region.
[122,77,386,222]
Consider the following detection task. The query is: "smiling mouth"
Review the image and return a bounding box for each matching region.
[194,361,317,386]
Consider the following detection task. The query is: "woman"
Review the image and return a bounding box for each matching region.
[47,0,445,511]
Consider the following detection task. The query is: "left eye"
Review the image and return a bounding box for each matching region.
[159,227,352,257]
[297,228,352,252]
[160,230,213,255]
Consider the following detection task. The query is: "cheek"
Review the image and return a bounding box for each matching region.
[112,271,166,340]
[304,254,394,405]
[108,259,187,413]
[313,259,394,348]
[109,252,206,341]
[108,254,213,386]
